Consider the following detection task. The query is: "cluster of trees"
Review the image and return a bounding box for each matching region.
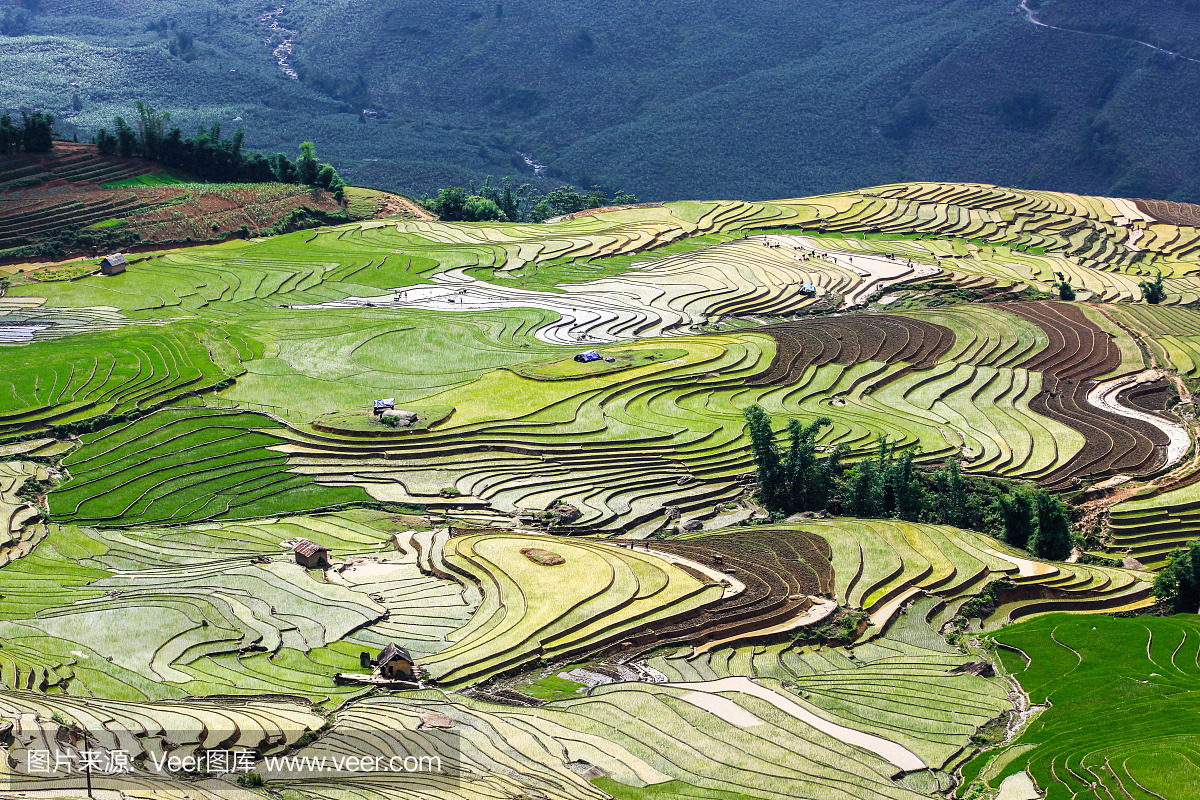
[1154,541,1199,613]
[1053,271,1076,301]
[0,111,55,154]
[743,405,1075,561]
[93,103,346,200]
[423,175,637,223]
[1140,272,1167,304]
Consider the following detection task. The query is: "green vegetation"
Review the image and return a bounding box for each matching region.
[424,178,638,222]
[6,0,1200,202]
[49,408,372,526]
[1139,272,1167,304]
[746,407,1075,561]
[1153,540,1200,612]
[0,183,1193,800]
[93,103,346,198]
[962,613,1200,800]
[0,111,55,153]
[744,405,842,513]
[101,169,192,188]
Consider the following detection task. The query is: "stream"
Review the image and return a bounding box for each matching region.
[259,3,299,80]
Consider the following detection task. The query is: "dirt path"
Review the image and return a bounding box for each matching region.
[1018,0,1200,64]
[1086,370,1190,467]
[375,192,436,221]
[764,234,941,307]
[672,676,926,771]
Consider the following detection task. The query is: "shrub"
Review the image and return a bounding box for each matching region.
[1140,273,1167,304]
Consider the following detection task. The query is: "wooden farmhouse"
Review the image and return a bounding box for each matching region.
[99,253,127,275]
[376,643,416,680]
[292,538,331,569]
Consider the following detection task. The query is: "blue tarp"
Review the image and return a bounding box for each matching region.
[373,398,396,409]
[574,350,602,363]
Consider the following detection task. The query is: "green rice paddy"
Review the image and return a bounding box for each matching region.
[1,182,1197,800]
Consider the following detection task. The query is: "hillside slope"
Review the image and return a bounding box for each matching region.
[1,0,1199,203]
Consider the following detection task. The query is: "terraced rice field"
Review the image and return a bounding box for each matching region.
[961,613,1200,800]
[0,143,405,259]
[1,182,1197,800]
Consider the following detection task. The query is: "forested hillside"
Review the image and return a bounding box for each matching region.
[2,0,1200,202]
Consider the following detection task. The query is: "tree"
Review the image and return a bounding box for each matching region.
[744,405,784,509]
[476,175,531,222]
[112,116,137,157]
[886,446,924,520]
[1054,271,1075,301]
[844,457,883,518]
[315,164,337,189]
[782,416,835,511]
[1030,490,1072,561]
[1139,272,1167,304]
[934,458,969,529]
[743,405,841,513]
[424,186,507,221]
[20,111,55,152]
[134,101,169,160]
[93,127,117,155]
[296,141,320,185]
[461,194,505,221]
[998,487,1036,550]
[0,113,19,154]
[272,152,296,183]
[1153,541,1200,613]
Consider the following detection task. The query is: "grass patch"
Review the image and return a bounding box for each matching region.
[511,674,586,700]
[101,170,194,188]
[960,613,1200,799]
[85,217,127,230]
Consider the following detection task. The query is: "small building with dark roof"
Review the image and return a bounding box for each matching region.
[100,253,127,276]
[376,643,415,681]
[292,538,331,569]
[573,349,601,363]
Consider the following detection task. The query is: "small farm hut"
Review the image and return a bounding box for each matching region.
[573,350,602,363]
[292,538,331,569]
[100,253,128,276]
[799,283,817,295]
[372,398,396,416]
[376,643,416,681]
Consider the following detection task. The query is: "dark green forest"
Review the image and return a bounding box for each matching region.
[2,0,1200,202]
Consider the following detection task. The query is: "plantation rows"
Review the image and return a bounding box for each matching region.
[1005,302,1173,488]
[30,306,1178,536]
[419,532,724,684]
[645,597,1009,773]
[962,614,1200,800]
[48,409,371,526]
[760,519,1155,630]
[0,512,444,703]
[270,605,1015,800]
[0,321,244,439]
[639,530,836,652]
[748,314,955,386]
[785,182,1200,303]
[266,304,1161,532]
[0,144,151,191]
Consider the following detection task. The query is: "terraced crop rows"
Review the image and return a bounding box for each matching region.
[2,184,1198,800]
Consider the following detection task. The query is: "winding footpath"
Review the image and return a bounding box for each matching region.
[673,676,926,772]
[1018,0,1200,65]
